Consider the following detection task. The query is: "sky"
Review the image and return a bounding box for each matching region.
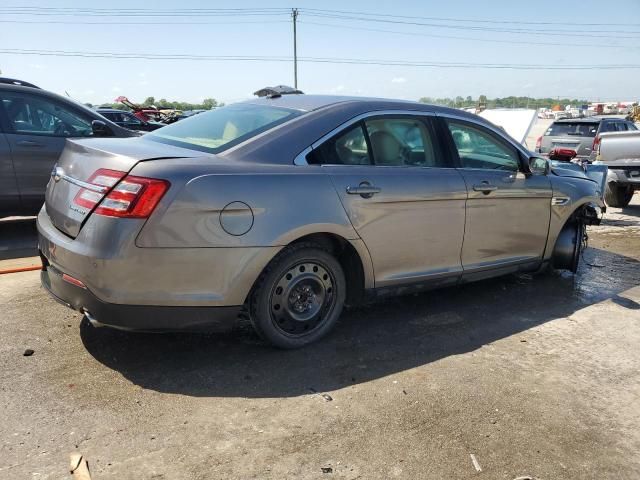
[1,0,639,106]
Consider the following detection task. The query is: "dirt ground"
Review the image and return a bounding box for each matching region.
[1,199,639,479]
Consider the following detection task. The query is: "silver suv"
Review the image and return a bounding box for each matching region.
[536,117,637,160]
[0,79,135,217]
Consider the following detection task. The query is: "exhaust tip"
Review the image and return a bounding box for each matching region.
[83,309,104,328]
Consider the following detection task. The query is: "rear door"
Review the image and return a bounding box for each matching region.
[308,113,467,288]
[0,90,95,212]
[441,117,552,276]
[0,104,21,215]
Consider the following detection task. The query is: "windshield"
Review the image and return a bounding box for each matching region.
[545,122,598,137]
[145,103,301,153]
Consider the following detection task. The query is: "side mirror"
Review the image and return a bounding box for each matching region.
[528,156,549,175]
[91,120,114,137]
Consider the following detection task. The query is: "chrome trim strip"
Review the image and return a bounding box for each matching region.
[60,174,108,193]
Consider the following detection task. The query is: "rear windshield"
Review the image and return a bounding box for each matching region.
[545,122,598,137]
[145,103,301,153]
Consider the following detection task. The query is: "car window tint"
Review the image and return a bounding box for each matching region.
[447,120,519,171]
[615,122,627,131]
[628,123,638,131]
[147,103,300,154]
[1,92,92,137]
[123,113,141,124]
[308,124,371,165]
[364,117,441,167]
[544,122,597,137]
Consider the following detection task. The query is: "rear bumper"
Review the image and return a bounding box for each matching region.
[41,261,241,332]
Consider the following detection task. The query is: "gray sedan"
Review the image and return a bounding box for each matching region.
[38,95,604,348]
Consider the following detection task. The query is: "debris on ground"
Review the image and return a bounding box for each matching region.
[69,452,92,479]
[470,453,482,472]
[23,349,34,356]
[321,466,333,473]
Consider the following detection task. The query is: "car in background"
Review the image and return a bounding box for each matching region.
[536,117,638,161]
[0,79,136,217]
[96,108,164,132]
[38,94,604,348]
[596,129,640,207]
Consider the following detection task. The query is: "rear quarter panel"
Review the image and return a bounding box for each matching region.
[134,161,360,248]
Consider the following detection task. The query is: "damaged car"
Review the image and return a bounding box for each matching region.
[38,94,605,348]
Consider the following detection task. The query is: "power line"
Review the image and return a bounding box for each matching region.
[1,48,638,70]
[3,6,639,28]
[0,19,290,25]
[300,7,640,27]
[299,20,634,50]
[300,12,640,39]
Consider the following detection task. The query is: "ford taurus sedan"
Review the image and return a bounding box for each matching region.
[38,94,604,348]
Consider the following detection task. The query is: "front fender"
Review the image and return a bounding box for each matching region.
[544,175,604,262]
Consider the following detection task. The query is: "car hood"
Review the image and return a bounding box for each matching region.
[550,161,608,199]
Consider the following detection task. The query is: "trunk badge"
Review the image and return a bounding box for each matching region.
[52,166,64,182]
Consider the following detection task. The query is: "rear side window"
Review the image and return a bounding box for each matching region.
[365,118,441,167]
[308,116,445,167]
[544,122,598,137]
[308,124,371,165]
[146,103,301,154]
[0,92,93,137]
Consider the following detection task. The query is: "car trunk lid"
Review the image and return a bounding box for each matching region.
[45,137,196,238]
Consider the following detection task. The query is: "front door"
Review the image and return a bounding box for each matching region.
[0,90,94,212]
[308,114,467,288]
[442,118,551,275]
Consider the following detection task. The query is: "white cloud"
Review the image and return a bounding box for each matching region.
[391,77,407,84]
[111,86,122,93]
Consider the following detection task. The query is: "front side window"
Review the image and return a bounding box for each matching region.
[146,103,301,154]
[1,92,93,137]
[447,120,519,171]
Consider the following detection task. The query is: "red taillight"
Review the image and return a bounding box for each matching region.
[535,136,542,151]
[592,135,601,152]
[73,169,125,209]
[95,175,169,218]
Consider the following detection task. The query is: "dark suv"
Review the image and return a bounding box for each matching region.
[0,79,135,216]
[536,117,637,160]
[96,108,164,132]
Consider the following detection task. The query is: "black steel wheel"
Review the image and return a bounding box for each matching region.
[250,243,346,348]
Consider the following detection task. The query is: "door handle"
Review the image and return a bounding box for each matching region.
[346,185,381,197]
[17,140,44,147]
[472,183,498,194]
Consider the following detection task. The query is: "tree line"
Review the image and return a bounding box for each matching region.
[93,96,224,111]
[418,95,591,109]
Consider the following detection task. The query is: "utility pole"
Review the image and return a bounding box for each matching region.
[292,8,298,89]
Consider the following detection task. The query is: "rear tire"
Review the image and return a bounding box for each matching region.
[249,243,346,349]
[604,183,633,208]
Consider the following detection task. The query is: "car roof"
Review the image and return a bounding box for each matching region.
[553,118,600,124]
[241,93,432,112]
[96,108,129,113]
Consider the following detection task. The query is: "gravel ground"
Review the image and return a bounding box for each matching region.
[1,199,639,479]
